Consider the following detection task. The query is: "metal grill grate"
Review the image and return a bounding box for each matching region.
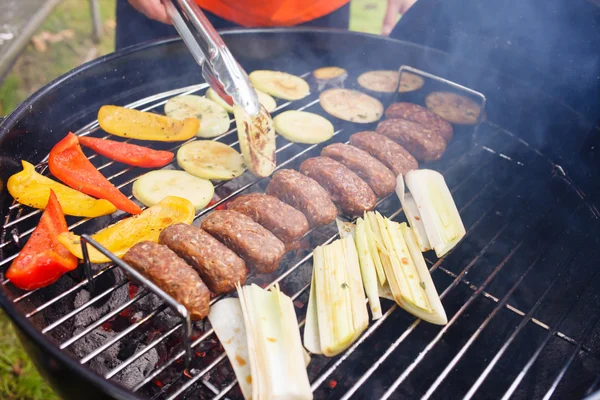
[2,71,600,400]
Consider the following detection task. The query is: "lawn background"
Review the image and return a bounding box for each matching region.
[0,0,386,398]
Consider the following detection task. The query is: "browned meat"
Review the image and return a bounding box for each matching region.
[384,102,453,143]
[226,193,309,245]
[123,241,210,320]
[376,118,446,162]
[349,131,418,176]
[266,169,337,227]
[321,143,396,197]
[159,223,246,294]
[201,210,285,274]
[299,156,376,217]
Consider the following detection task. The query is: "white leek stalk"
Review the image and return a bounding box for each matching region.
[365,211,447,325]
[304,237,369,356]
[209,284,312,400]
[396,169,466,257]
[354,217,383,319]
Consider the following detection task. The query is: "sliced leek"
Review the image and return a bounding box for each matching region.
[238,284,312,400]
[355,217,383,319]
[396,169,465,257]
[208,298,252,399]
[211,284,312,400]
[304,237,368,356]
[365,211,447,325]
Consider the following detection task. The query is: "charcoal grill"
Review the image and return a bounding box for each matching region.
[0,29,600,400]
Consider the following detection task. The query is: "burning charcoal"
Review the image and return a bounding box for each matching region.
[113,346,160,389]
[71,327,121,376]
[73,282,129,329]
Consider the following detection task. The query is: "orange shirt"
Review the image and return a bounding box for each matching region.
[194,0,350,27]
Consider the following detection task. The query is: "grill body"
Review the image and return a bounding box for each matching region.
[0,29,598,400]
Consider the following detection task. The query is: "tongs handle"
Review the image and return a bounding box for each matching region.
[162,0,260,116]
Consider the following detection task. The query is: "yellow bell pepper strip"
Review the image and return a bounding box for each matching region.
[7,160,117,218]
[58,196,195,263]
[98,105,200,142]
[6,190,78,290]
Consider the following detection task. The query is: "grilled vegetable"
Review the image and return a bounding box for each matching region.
[177,140,245,180]
[396,169,465,257]
[210,284,312,400]
[98,105,199,141]
[398,71,426,93]
[357,70,425,93]
[77,136,174,168]
[164,95,230,138]
[357,70,399,93]
[319,88,383,123]
[249,70,310,100]
[7,160,116,217]
[132,170,214,210]
[49,132,142,215]
[240,284,312,400]
[304,236,369,357]
[233,104,276,177]
[6,191,78,290]
[354,217,383,319]
[208,298,253,399]
[365,211,447,325]
[58,196,195,263]
[273,110,334,144]
[425,91,481,125]
[313,66,347,80]
[207,88,277,113]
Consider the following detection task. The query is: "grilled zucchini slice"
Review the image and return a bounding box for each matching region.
[273,110,334,144]
[164,95,230,138]
[177,140,245,180]
[133,169,214,211]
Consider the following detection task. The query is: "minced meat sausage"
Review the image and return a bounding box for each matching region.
[226,193,309,245]
[384,102,453,142]
[122,241,210,320]
[349,131,418,176]
[201,210,285,274]
[321,142,396,197]
[266,169,337,227]
[300,156,376,217]
[376,118,446,162]
[159,223,246,294]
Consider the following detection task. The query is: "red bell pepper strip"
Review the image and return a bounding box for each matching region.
[6,190,78,290]
[78,136,174,168]
[49,132,142,215]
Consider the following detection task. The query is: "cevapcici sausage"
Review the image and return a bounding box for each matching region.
[321,143,396,197]
[299,156,376,217]
[376,118,446,162]
[266,169,337,227]
[384,102,453,143]
[122,241,210,320]
[159,223,246,294]
[226,193,309,245]
[349,131,418,176]
[201,210,285,274]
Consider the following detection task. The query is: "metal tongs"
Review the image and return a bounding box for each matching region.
[163,0,260,116]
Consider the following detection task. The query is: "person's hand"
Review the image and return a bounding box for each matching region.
[381,0,418,36]
[128,0,171,24]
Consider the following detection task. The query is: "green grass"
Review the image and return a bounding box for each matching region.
[0,1,386,398]
[0,0,116,115]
